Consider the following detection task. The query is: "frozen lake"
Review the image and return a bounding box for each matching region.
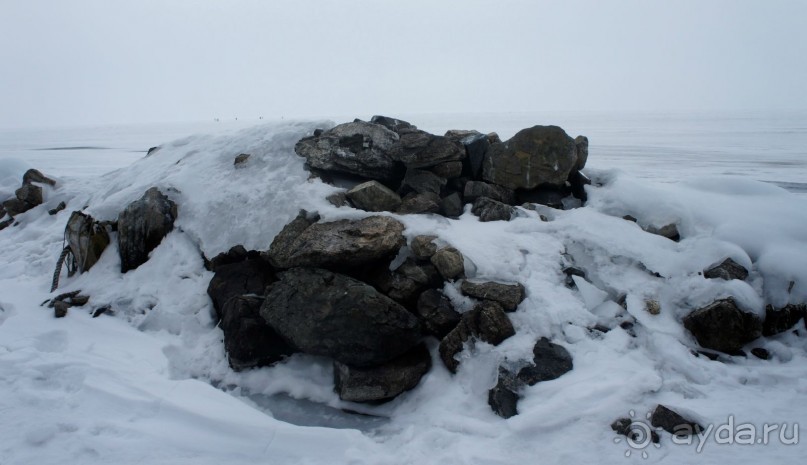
[1,111,806,192]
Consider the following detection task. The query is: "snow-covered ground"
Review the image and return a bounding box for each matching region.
[1,112,806,464]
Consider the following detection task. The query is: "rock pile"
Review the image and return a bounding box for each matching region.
[1,169,57,230]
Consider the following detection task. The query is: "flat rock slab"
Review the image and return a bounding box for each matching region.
[347,181,402,212]
[261,268,422,367]
[266,214,405,270]
[461,280,526,311]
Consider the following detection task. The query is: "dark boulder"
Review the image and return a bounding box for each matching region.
[460,280,526,312]
[373,258,443,307]
[400,169,446,196]
[370,115,416,134]
[23,168,56,187]
[516,186,568,209]
[294,121,403,182]
[472,197,514,222]
[207,244,258,272]
[439,192,464,218]
[220,295,295,371]
[463,181,515,205]
[65,211,110,273]
[567,170,591,202]
[431,247,465,280]
[4,184,43,216]
[416,289,461,338]
[117,188,177,273]
[763,303,806,336]
[389,130,466,169]
[333,344,431,403]
[48,201,66,215]
[650,405,703,437]
[397,192,441,214]
[261,268,422,367]
[488,367,521,419]
[0,217,12,231]
[439,301,515,373]
[445,131,491,180]
[429,161,463,179]
[751,347,770,360]
[265,214,405,271]
[703,258,748,281]
[346,181,402,212]
[482,126,578,190]
[682,298,762,353]
[233,153,251,166]
[517,338,574,385]
[207,257,276,320]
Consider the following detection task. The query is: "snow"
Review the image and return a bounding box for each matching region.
[1,113,807,464]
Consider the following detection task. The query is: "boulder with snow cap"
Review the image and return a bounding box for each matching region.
[117,187,177,273]
[682,298,762,353]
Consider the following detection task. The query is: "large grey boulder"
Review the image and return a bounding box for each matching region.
[266,214,406,271]
[207,257,276,319]
[400,169,447,196]
[294,121,403,182]
[261,268,422,367]
[460,280,526,312]
[682,298,762,353]
[117,188,177,273]
[482,125,579,189]
[346,181,402,212]
[333,344,431,403]
[397,192,441,214]
[221,295,295,371]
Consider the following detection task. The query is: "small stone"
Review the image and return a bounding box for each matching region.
[645,223,680,242]
[488,367,520,419]
[645,299,661,315]
[0,217,12,231]
[650,405,703,437]
[471,197,514,222]
[517,338,573,385]
[623,215,638,223]
[703,258,749,281]
[431,247,465,280]
[439,301,514,372]
[751,347,770,360]
[410,235,438,260]
[326,192,350,208]
[54,301,69,318]
[346,181,402,212]
[233,153,251,166]
[460,280,526,312]
[416,289,461,338]
[48,201,66,215]
[398,192,441,214]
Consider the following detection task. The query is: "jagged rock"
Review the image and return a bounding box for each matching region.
[439,301,515,372]
[294,121,403,182]
[416,289,461,338]
[233,153,251,166]
[370,115,416,134]
[346,181,402,212]
[207,257,276,319]
[429,161,463,178]
[517,338,574,385]
[220,295,294,370]
[446,131,490,180]
[472,197,514,222]
[4,184,44,216]
[431,247,465,280]
[650,405,703,437]
[704,258,748,281]
[389,130,466,169]
[645,223,680,242]
[208,245,254,271]
[682,298,762,353]
[23,168,56,186]
[482,125,578,190]
[117,188,177,273]
[266,214,405,271]
[463,181,515,204]
[326,191,350,208]
[375,258,442,306]
[440,192,464,218]
[54,301,69,318]
[763,303,806,336]
[488,367,520,418]
[65,211,110,273]
[398,192,441,214]
[563,266,587,288]
[261,268,422,367]
[460,280,526,312]
[487,133,502,144]
[574,136,589,170]
[333,344,431,403]
[48,201,66,215]
[410,235,438,260]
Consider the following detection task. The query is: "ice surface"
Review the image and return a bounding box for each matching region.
[1,113,806,464]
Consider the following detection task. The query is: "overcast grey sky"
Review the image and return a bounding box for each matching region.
[1,0,806,128]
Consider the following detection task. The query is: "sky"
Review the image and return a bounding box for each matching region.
[1,0,806,128]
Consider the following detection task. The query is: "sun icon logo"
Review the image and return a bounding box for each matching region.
[612,410,662,459]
